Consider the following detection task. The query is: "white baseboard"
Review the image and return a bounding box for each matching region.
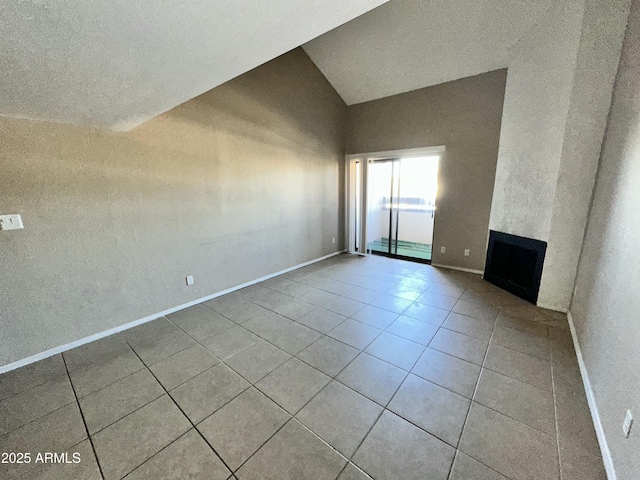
[536,302,568,313]
[430,263,484,275]
[566,311,617,480]
[0,250,346,375]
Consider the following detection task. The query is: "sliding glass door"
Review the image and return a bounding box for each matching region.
[364,156,439,262]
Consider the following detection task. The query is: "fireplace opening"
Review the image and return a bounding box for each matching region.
[484,230,547,304]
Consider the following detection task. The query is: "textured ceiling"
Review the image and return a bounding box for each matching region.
[0,0,387,130]
[303,0,552,105]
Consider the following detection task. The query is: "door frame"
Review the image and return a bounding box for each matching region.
[345,146,446,262]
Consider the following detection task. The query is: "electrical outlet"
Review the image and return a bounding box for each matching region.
[623,409,634,438]
[332,237,336,244]
[186,275,194,286]
[440,246,446,253]
[0,214,24,231]
[464,249,470,256]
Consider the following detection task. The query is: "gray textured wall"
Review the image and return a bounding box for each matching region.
[0,48,347,368]
[345,69,507,271]
[571,1,640,477]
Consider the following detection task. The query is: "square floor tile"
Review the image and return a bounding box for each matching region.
[198,387,290,471]
[204,295,269,324]
[384,284,424,301]
[92,395,191,480]
[0,402,86,479]
[429,329,488,365]
[496,312,550,337]
[559,442,606,480]
[368,294,412,314]
[296,308,346,334]
[63,335,130,372]
[427,282,464,298]
[402,303,449,326]
[323,296,366,317]
[272,298,316,320]
[336,353,406,406]
[556,391,601,457]
[243,310,293,338]
[364,332,424,371]
[327,319,381,350]
[255,358,330,414]
[491,325,550,360]
[296,381,382,457]
[225,339,291,383]
[126,325,197,366]
[266,322,322,355]
[452,299,498,322]
[120,317,176,344]
[474,368,555,434]
[296,336,359,377]
[340,286,381,303]
[301,275,352,295]
[236,419,346,480]
[126,429,230,480]
[416,292,457,310]
[167,304,235,340]
[449,452,508,480]
[239,285,290,309]
[443,312,494,341]
[299,288,339,307]
[338,462,371,480]
[0,355,67,402]
[385,316,438,345]
[149,344,220,390]
[0,374,75,435]
[388,374,470,446]
[359,278,396,292]
[351,305,398,329]
[353,410,455,480]
[459,402,558,480]
[170,363,250,423]
[200,326,260,360]
[69,348,145,398]
[484,344,552,391]
[411,348,480,398]
[79,368,165,434]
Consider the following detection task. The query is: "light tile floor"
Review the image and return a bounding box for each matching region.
[0,254,604,480]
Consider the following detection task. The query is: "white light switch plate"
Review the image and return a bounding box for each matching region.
[0,214,24,231]
[186,275,194,286]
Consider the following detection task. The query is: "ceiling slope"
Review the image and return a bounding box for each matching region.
[0,0,387,130]
[303,0,552,105]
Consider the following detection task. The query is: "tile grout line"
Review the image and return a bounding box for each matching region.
[61,355,106,480]
[446,308,499,480]
[119,336,240,479]
[551,356,564,480]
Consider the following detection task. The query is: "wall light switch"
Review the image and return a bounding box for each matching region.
[332,237,336,244]
[464,249,470,256]
[440,246,446,253]
[186,276,194,286]
[0,214,24,231]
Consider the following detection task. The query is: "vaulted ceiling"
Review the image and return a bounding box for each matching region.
[303,0,553,105]
[0,0,387,130]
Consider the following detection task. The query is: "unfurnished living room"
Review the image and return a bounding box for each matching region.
[1,0,639,479]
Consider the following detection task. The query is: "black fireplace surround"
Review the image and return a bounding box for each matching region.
[484,230,547,304]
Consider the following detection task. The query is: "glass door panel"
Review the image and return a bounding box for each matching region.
[365,156,439,262]
[394,156,438,261]
[366,159,397,255]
